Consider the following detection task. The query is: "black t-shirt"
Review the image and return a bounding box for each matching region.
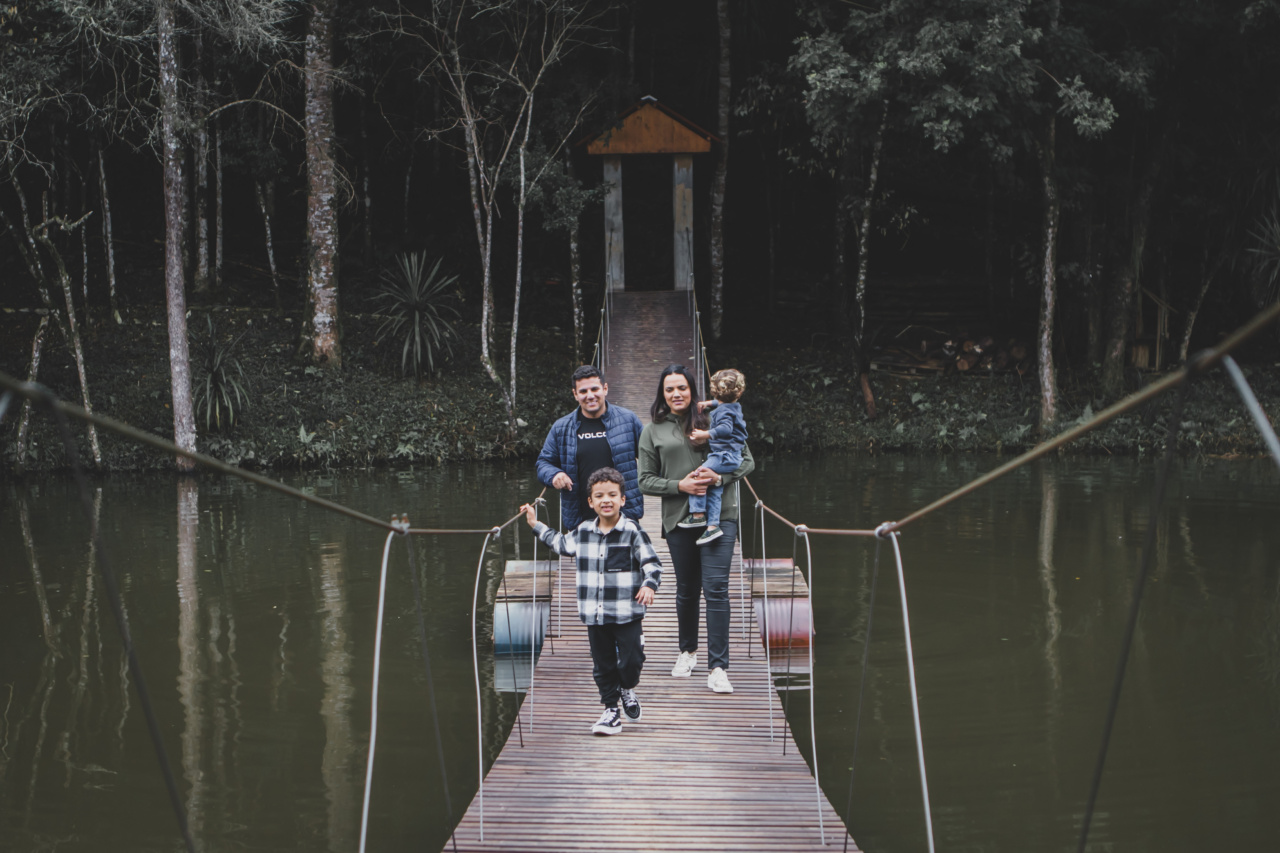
[575,412,613,517]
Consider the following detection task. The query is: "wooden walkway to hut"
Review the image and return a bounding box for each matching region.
[449,292,854,851]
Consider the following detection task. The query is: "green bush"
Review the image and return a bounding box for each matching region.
[193,315,248,432]
[373,252,460,377]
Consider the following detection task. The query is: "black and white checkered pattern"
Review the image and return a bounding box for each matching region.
[532,518,661,626]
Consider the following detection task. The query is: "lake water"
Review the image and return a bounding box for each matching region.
[1,454,1277,852]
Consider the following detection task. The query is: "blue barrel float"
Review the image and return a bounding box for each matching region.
[493,560,554,692]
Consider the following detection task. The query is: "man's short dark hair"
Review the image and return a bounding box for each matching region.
[586,466,625,492]
[572,365,603,386]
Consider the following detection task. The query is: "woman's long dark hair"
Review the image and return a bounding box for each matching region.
[650,364,708,434]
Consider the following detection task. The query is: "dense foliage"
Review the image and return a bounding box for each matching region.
[2,0,1279,470]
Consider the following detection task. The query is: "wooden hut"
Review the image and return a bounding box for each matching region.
[582,96,718,292]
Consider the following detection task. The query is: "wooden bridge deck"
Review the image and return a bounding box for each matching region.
[449,292,854,851]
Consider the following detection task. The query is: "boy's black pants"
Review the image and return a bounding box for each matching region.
[586,619,645,707]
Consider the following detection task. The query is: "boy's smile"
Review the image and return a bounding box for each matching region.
[588,482,624,524]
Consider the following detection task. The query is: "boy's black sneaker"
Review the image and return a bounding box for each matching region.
[591,706,623,735]
[619,688,642,722]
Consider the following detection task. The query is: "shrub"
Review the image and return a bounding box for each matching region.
[192,315,248,432]
[373,252,460,377]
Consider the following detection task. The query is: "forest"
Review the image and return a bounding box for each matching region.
[2,0,1279,472]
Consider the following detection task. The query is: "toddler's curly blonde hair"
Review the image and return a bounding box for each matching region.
[709,368,746,403]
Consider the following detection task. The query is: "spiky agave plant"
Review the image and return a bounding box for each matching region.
[373,252,460,377]
[193,315,249,432]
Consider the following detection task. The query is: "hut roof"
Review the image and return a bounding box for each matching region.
[583,96,717,155]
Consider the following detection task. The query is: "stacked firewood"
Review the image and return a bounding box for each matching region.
[950,336,1029,373]
[871,333,1031,375]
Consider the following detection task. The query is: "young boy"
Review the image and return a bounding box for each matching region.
[521,467,662,735]
[682,368,748,546]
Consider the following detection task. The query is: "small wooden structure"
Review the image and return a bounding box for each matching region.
[583,97,717,292]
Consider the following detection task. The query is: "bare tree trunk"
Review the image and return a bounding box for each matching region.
[506,97,537,433]
[97,149,120,323]
[708,0,731,340]
[1037,114,1061,430]
[80,179,90,329]
[304,0,341,367]
[34,219,103,466]
[12,315,51,473]
[158,0,197,470]
[255,180,282,310]
[192,35,211,294]
[1101,134,1162,399]
[402,153,414,245]
[359,99,373,264]
[214,118,224,291]
[1179,248,1223,364]
[851,103,887,420]
[567,155,584,362]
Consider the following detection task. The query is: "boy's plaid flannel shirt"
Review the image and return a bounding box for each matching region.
[531,517,661,626]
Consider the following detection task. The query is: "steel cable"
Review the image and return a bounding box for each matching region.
[798,527,825,845]
[469,528,498,842]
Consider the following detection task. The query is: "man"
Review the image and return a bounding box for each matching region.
[536,365,644,530]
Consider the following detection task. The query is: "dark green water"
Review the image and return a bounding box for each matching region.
[1,455,1277,852]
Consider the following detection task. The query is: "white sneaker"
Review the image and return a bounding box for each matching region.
[707,666,733,694]
[591,706,622,735]
[671,651,697,677]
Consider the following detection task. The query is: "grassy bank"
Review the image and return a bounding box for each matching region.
[3,305,1277,474]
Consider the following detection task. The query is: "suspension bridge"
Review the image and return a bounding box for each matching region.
[449,290,849,851]
[2,290,1278,853]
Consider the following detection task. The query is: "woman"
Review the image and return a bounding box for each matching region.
[638,364,753,694]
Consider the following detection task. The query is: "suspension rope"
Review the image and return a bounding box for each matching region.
[402,524,459,853]
[1220,355,1280,470]
[38,390,197,853]
[843,537,883,853]
[781,530,800,754]
[1076,376,1193,853]
[798,527,825,845]
[757,500,774,742]
[497,560,526,749]
[884,526,937,853]
[469,528,498,843]
[358,526,399,853]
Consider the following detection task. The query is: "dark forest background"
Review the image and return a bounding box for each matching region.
[3,0,1280,468]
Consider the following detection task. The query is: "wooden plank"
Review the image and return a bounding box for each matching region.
[604,156,624,292]
[673,155,694,292]
[495,560,556,599]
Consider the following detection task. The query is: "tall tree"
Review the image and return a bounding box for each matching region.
[708,0,730,340]
[303,0,342,368]
[158,0,198,469]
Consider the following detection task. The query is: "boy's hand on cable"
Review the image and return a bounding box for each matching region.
[519,503,538,528]
[635,587,654,606]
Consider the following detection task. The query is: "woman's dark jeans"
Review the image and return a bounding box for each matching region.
[666,519,737,672]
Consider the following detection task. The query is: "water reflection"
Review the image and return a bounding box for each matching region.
[317,539,356,853]
[177,478,204,843]
[1,458,1277,853]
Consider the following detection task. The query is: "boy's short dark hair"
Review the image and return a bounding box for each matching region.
[572,365,603,386]
[586,466,625,492]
